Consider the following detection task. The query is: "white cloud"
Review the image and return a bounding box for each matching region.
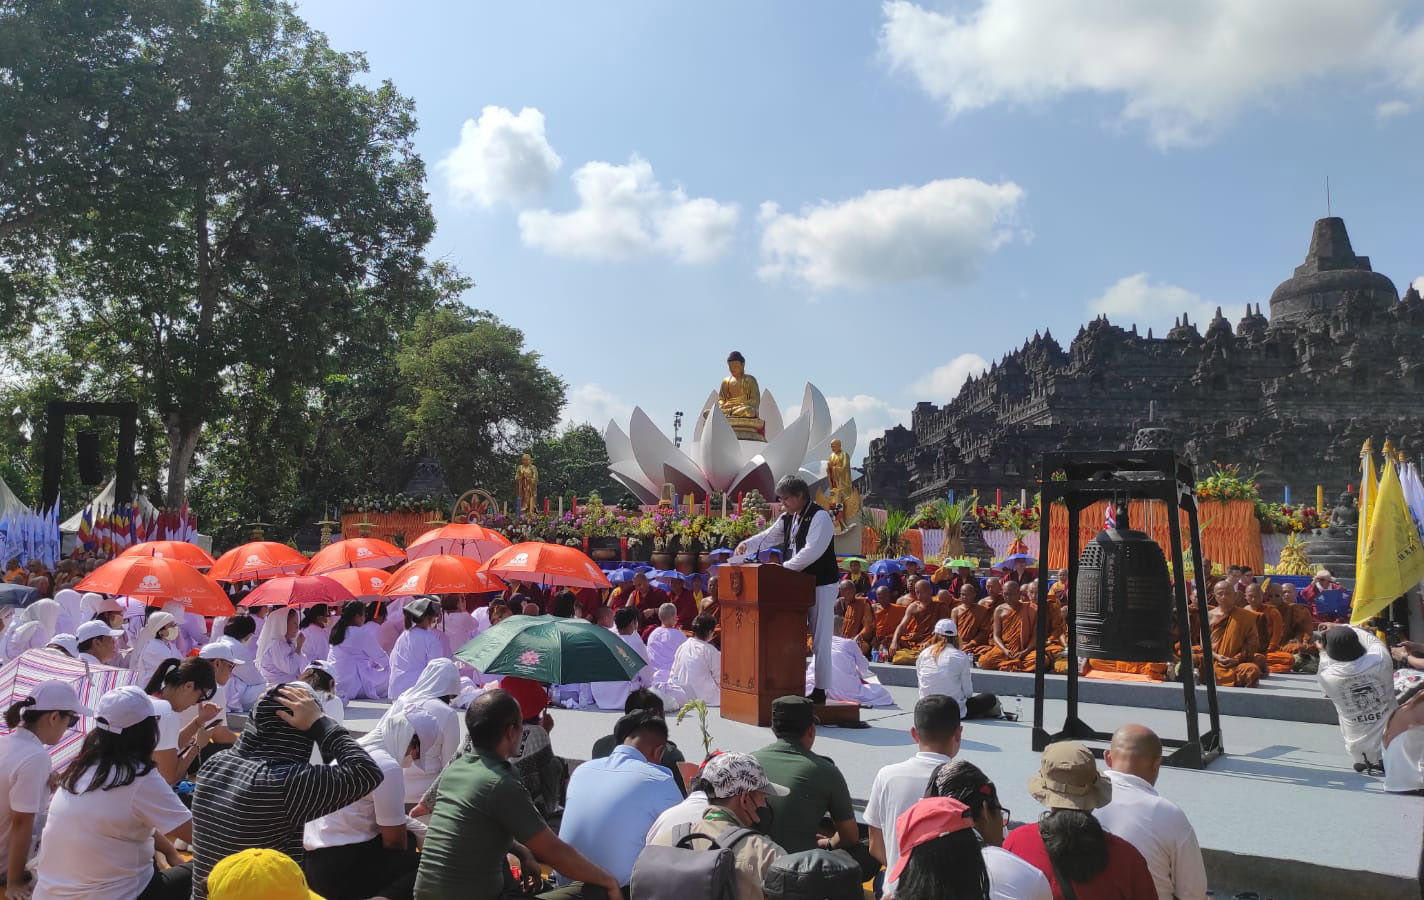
[1088,273,1221,333]
[561,382,633,429]
[1376,99,1412,120]
[881,0,1424,148]
[438,106,562,208]
[758,178,1024,291]
[782,394,912,462]
[1413,276,1424,295]
[518,155,739,263]
[910,353,990,403]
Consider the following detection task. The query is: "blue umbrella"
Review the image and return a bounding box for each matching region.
[704,547,734,561]
[606,567,638,585]
[631,564,654,574]
[897,555,923,567]
[650,569,688,585]
[869,559,906,576]
[995,553,1036,569]
[0,583,37,608]
[756,547,783,563]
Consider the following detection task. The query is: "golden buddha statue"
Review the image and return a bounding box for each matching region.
[819,438,862,532]
[515,453,538,515]
[709,351,765,441]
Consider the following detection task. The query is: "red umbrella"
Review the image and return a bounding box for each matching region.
[381,555,509,597]
[239,575,356,609]
[208,542,309,582]
[75,556,234,617]
[405,523,512,562]
[321,567,391,600]
[484,542,612,590]
[118,540,216,569]
[304,538,406,575]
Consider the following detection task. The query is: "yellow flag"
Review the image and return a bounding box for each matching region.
[1355,439,1375,575]
[1352,457,1424,623]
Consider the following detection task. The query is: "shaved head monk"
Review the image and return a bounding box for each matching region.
[1206,581,1262,687]
[889,580,939,665]
[1097,724,1209,900]
[976,581,1038,672]
[949,583,991,655]
[980,576,1004,608]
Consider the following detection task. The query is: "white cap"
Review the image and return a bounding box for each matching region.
[94,686,156,733]
[198,641,238,663]
[75,620,124,643]
[47,634,80,657]
[933,617,958,637]
[23,680,92,716]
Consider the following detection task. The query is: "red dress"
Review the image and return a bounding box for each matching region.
[1003,823,1156,900]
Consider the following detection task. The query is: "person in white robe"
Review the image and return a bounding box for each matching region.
[368,657,463,803]
[590,607,651,711]
[162,600,208,655]
[2,598,61,661]
[378,597,407,654]
[299,604,333,663]
[325,601,390,703]
[51,588,83,636]
[662,614,721,708]
[645,603,687,683]
[256,606,308,686]
[128,610,180,687]
[805,626,896,708]
[386,596,446,700]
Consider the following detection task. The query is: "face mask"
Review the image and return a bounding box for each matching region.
[160,626,178,641]
[752,802,775,834]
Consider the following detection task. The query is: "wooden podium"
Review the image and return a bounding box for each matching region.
[719,563,860,727]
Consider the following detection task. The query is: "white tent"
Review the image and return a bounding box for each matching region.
[0,476,28,521]
[58,477,160,533]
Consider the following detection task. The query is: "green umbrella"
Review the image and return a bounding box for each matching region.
[840,556,868,567]
[946,558,980,568]
[456,614,647,683]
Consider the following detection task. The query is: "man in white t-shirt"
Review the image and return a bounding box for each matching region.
[923,758,1052,900]
[1095,724,1208,900]
[1317,625,1397,773]
[864,695,961,897]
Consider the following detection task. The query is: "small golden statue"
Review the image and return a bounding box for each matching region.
[515,453,539,515]
[708,350,765,441]
[817,437,862,533]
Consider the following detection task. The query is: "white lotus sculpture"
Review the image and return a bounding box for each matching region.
[604,383,858,505]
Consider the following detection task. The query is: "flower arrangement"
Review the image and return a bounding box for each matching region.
[1195,463,1260,503]
[1254,502,1321,534]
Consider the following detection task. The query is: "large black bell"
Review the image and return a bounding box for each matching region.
[1075,522,1174,662]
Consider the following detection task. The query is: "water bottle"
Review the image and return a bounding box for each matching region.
[1014,695,1023,721]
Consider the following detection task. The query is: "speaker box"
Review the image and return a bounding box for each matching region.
[76,430,104,485]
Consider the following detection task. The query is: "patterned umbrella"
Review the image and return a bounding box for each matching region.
[321,567,391,600]
[456,614,646,683]
[238,575,356,609]
[76,556,235,616]
[208,542,309,582]
[118,540,217,569]
[484,542,613,590]
[304,538,406,575]
[404,523,512,563]
[0,649,136,768]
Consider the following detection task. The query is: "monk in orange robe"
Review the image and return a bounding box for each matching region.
[976,582,1038,672]
[978,576,1005,610]
[1244,582,1291,673]
[889,597,938,665]
[872,585,906,655]
[1275,582,1317,654]
[949,584,991,655]
[840,582,876,656]
[3,558,26,585]
[1206,582,1263,687]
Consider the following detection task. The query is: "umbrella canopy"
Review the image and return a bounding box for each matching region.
[321,567,392,600]
[75,556,234,616]
[0,649,136,769]
[869,559,906,576]
[898,555,923,566]
[304,538,406,575]
[995,553,1036,569]
[457,614,647,683]
[606,567,638,585]
[839,556,868,568]
[239,575,356,609]
[208,542,309,582]
[946,558,979,569]
[650,569,688,586]
[484,542,612,590]
[0,583,38,607]
[119,540,216,569]
[405,523,512,563]
[381,555,508,597]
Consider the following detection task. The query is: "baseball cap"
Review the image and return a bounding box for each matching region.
[22,680,92,716]
[207,848,321,900]
[47,634,79,657]
[770,695,818,733]
[1027,741,1113,811]
[94,685,156,733]
[887,797,977,883]
[198,640,239,663]
[76,620,124,643]
[933,618,957,637]
[700,752,788,799]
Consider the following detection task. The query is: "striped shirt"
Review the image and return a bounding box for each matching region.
[190,698,382,899]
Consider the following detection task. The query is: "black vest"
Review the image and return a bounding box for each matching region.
[780,502,840,586]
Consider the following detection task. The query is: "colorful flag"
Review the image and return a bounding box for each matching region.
[1399,461,1424,542]
[1103,502,1116,531]
[1352,455,1424,624]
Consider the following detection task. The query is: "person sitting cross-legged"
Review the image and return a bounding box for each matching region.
[889,581,939,665]
[662,614,722,708]
[645,603,688,683]
[975,582,1038,673]
[645,752,789,899]
[915,619,1001,719]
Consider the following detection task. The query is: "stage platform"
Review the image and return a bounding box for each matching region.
[870,663,1340,724]
[344,681,1419,899]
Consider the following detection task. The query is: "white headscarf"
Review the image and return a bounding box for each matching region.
[256,606,295,663]
[18,598,62,633]
[52,589,83,633]
[78,592,107,620]
[128,611,176,673]
[396,657,461,708]
[360,705,416,762]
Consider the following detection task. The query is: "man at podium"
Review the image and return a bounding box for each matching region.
[734,475,839,703]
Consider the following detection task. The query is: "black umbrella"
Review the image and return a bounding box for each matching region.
[0,583,38,607]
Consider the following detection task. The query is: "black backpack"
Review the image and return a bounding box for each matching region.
[630,824,757,900]
[761,848,864,900]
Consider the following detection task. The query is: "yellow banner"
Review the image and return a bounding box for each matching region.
[1356,441,1375,576]
[1352,458,1424,624]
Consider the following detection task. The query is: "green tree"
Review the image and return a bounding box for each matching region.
[529,424,622,505]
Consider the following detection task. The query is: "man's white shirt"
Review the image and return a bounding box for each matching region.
[739,508,833,572]
[1094,769,1208,900]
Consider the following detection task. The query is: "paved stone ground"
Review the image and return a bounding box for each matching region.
[347,679,1423,900]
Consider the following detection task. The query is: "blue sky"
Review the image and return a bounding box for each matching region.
[294,0,1424,461]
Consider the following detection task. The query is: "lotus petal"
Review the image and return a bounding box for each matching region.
[698,405,742,493]
[690,389,719,445]
[758,410,813,487]
[801,384,832,452]
[629,407,710,497]
[729,459,776,502]
[604,420,638,467]
[609,462,660,505]
[803,419,858,471]
[761,389,783,440]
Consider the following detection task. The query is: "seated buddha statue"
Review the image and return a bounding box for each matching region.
[710,351,765,441]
